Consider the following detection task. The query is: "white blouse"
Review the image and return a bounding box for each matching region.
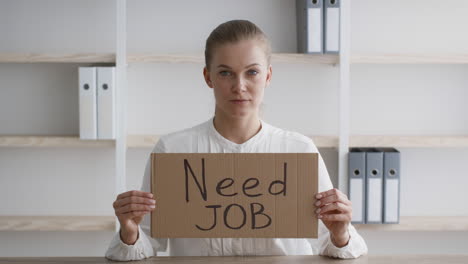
[105,117,368,261]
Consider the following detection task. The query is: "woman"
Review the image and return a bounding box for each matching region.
[106,20,368,261]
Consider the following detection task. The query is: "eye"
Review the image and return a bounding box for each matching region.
[219,70,232,77]
[247,69,259,76]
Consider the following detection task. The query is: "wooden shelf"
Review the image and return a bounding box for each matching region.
[3,53,465,65]
[127,135,338,148]
[0,136,115,147]
[28,135,468,148]
[128,135,468,148]
[351,53,468,64]
[0,53,115,63]
[309,135,339,148]
[355,216,468,231]
[350,135,468,148]
[127,53,339,65]
[127,135,161,148]
[0,216,115,231]
[4,53,465,65]
[4,135,465,148]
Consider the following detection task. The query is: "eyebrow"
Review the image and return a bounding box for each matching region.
[217,63,261,69]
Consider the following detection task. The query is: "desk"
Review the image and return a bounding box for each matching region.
[0,255,467,264]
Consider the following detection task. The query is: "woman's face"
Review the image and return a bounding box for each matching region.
[204,39,272,120]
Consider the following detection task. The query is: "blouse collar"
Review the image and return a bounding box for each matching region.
[208,116,266,151]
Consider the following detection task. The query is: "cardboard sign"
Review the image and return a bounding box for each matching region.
[151,153,318,238]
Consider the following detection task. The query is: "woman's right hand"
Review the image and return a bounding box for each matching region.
[113,190,156,245]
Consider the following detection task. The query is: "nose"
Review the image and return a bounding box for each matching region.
[231,76,247,93]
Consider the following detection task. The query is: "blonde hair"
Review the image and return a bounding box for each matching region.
[204,20,271,70]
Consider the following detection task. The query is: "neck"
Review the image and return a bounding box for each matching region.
[213,110,262,144]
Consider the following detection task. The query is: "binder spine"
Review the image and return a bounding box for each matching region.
[296,0,323,54]
[296,0,306,53]
[324,0,340,53]
[382,148,401,224]
[348,148,366,224]
[97,67,116,139]
[365,148,383,224]
[78,67,97,140]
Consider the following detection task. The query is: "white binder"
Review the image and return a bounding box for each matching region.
[348,148,366,224]
[296,0,323,53]
[380,148,401,224]
[78,67,97,140]
[324,0,340,53]
[365,148,383,224]
[97,67,116,139]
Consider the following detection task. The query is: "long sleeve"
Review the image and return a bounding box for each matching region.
[317,222,368,259]
[105,140,169,261]
[105,225,155,261]
[307,145,368,259]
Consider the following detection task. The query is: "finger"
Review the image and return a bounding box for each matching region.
[114,196,156,209]
[117,207,155,218]
[315,190,351,207]
[117,190,153,200]
[315,188,337,199]
[118,210,151,219]
[316,202,350,215]
[318,194,351,207]
[316,188,344,199]
[318,213,351,222]
[121,204,156,214]
[116,203,156,214]
[315,193,338,207]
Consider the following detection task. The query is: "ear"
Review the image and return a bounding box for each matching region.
[265,65,272,87]
[203,67,214,88]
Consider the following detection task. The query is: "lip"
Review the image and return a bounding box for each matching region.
[230,99,250,104]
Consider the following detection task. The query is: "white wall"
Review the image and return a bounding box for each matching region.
[127,0,297,53]
[126,62,339,136]
[0,0,115,53]
[1,0,467,257]
[351,64,468,135]
[351,0,468,54]
[0,63,81,135]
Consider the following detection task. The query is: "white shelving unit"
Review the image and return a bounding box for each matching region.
[114,0,128,233]
[0,1,121,232]
[1,0,467,236]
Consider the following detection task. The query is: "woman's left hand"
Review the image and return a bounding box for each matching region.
[314,188,352,247]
